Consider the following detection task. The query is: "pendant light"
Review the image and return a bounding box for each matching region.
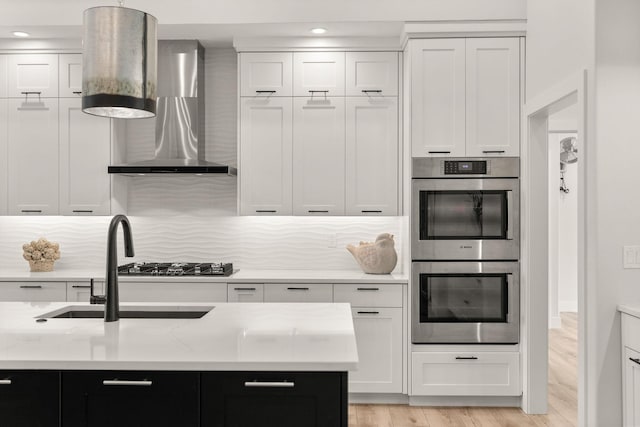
[82,1,157,119]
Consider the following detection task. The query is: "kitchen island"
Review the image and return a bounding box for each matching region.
[0,301,357,426]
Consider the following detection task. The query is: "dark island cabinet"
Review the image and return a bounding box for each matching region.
[201,371,348,427]
[0,370,60,427]
[61,370,200,427]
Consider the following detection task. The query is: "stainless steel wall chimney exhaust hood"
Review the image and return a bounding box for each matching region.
[108,40,236,175]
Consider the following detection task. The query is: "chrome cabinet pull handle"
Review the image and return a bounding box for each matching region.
[308,90,329,93]
[21,91,42,95]
[356,287,379,291]
[357,311,380,315]
[308,210,329,213]
[72,210,94,213]
[483,150,506,154]
[361,210,382,213]
[287,287,309,291]
[455,356,478,360]
[21,210,42,213]
[244,381,294,388]
[234,287,256,291]
[255,210,276,213]
[0,379,12,385]
[362,90,382,94]
[428,151,451,154]
[103,379,152,386]
[630,358,640,366]
[20,285,42,289]
[255,90,276,94]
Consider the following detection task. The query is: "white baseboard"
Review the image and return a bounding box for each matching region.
[349,393,409,404]
[549,315,562,329]
[408,395,522,407]
[559,300,578,312]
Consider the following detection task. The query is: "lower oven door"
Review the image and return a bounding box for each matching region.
[412,261,519,344]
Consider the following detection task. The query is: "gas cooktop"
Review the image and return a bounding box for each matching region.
[118,262,233,276]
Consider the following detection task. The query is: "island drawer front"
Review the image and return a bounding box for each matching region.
[228,283,264,302]
[333,284,402,307]
[119,282,228,303]
[62,371,199,427]
[0,281,66,301]
[411,351,521,396]
[0,370,59,426]
[264,283,333,302]
[623,313,640,352]
[201,371,348,427]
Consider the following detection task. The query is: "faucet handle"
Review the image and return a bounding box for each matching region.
[89,278,106,304]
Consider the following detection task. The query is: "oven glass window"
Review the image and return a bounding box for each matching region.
[419,274,508,323]
[419,190,508,239]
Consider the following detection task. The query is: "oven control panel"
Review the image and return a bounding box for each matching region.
[443,160,488,175]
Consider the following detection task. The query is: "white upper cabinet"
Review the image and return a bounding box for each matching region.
[59,98,111,215]
[293,52,345,97]
[292,97,345,215]
[239,97,293,215]
[346,97,398,215]
[0,56,7,98]
[0,99,7,215]
[7,54,59,98]
[410,38,520,158]
[346,52,398,97]
[240,52,293,97]
[411,39,466,157]
[7,98,59,215]
[465,38,520,157]
[58,54,83,98]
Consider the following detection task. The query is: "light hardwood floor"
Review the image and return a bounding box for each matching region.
[349,312,578,427]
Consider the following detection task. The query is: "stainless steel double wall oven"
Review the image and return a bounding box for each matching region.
[411,157,520,344]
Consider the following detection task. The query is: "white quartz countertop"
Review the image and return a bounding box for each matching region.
[0,302,358,371]
[0,268,408,284]
[618,305,640,318]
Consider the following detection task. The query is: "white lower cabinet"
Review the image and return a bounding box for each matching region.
[228,283,264,302]
[264,283,332,302]
[621,312,640,426]
[66,281,104,303]
[350,307,403,393]
[119,282,227,303]
[411,351,520,396]
[0,282,66,301]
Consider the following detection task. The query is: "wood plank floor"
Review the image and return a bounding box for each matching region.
[349,312,578,427]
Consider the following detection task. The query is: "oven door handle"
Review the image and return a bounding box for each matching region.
[506,190,514,240]
[506,274,512,323]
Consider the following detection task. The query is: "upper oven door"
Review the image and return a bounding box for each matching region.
[411,178,520,260]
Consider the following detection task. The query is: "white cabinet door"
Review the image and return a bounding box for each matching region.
[293,52,345,97]
[59,98,111,215]
[67,281,104,302]
[292,97,345,215]
[7,98,59,215]
[624,347,640,427]
[119,282,228,302]
[350,307,403,393]
[239,97,292,215]
[346,52,398,97]
[264,283,333,302]
[7,54,59,98]
[240,52,293,97]
[345,97,398,215]
[0,55,7,97]
[58,54,83,98]
[410,39,466,158]
[0,99,7,215]
[0,282,66,301]
[465,38,520,157]
[228,283,264,302]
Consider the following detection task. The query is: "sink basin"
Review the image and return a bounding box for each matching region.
[37,305,215,319]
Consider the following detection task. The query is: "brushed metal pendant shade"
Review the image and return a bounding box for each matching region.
[82,6,157,119]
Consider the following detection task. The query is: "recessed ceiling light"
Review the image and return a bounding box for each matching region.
[310,28,327,35]
[12,31,30,38]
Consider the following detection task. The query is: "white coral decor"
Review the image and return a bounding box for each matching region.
[22,238,60,272]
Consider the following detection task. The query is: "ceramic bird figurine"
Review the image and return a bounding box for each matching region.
[346,233,398,274]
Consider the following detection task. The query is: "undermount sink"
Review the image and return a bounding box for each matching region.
[37,305,215,320]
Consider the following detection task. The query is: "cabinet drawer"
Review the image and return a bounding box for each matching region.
[264,283,332,302]
[228,283,264,302]
[333,284,402,307]
[0,281,66,301]
[7,54,59,98]
[293,52,345,97]
[0,370,59,426]
[411,351,520,396]
[346,51,398,97]
[623,313,640,352]
[119,282,227,302]
[240,52,293,97]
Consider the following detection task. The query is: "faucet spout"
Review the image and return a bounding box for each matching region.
[105,215,135,322]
